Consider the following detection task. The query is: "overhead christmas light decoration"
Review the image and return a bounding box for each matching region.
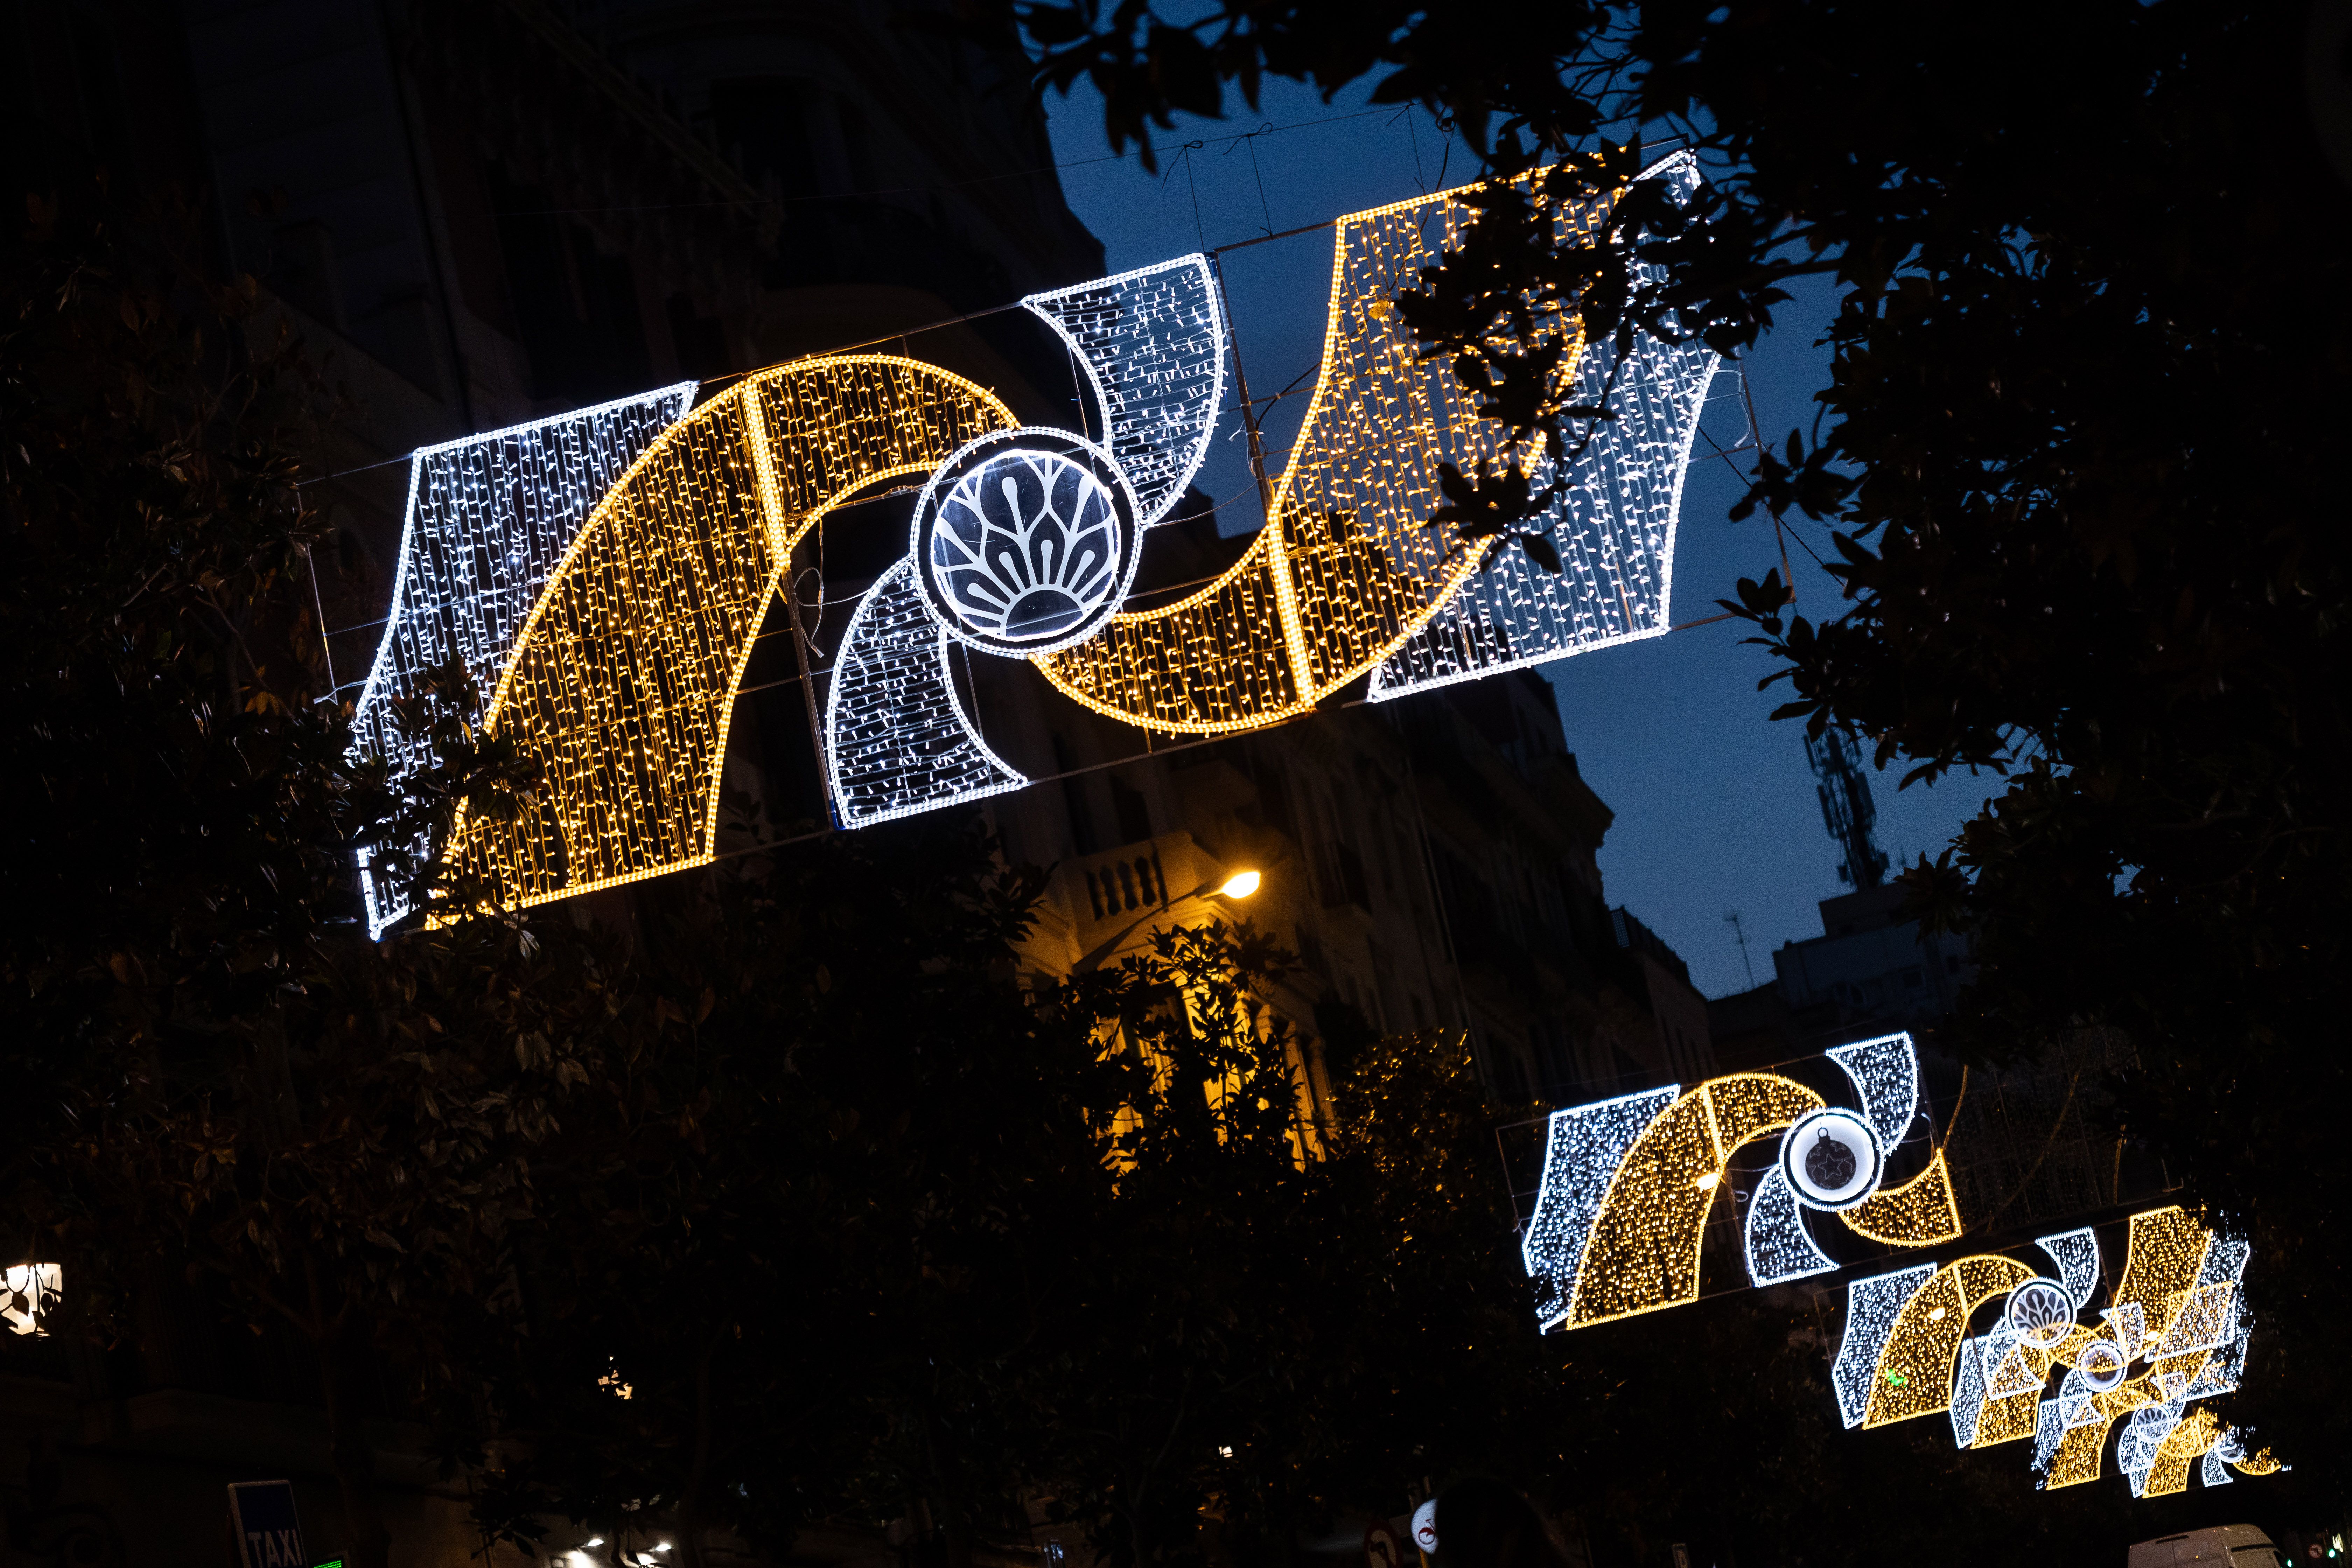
[346,164,1719,929]
[1520,1032,1960,1330]
[436,357,1015,918]
[348,384,697,937]
[1826,1206,2282,1498]
[1371,154,1717,700]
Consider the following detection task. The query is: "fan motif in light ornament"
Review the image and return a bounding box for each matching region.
[912,431,1139,655]
[2005,1279,2076,1348]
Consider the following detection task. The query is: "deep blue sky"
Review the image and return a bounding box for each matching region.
[1037,75,1997,999]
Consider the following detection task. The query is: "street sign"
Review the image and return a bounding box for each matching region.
[227,1480,304,1568]
[1365,1518,1405,1568]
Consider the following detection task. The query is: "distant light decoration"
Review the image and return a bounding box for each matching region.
[1521,1031,1957,1328]
[1,1263,59,1336]
[1827,1205,2282,1498]
[351,169,1721,927]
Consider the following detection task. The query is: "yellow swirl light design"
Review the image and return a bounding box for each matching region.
[1843,1149,1965,1245]
[442,357,1013,912]
[1863,1253,2035,1427]
[1567,1073,1822,1328]
[2024,1207,2244,1491]
[1036,179,1602,733]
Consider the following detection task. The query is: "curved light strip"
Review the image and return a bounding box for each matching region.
[1021,254,1227,528]
[1743,1165,1839,1286]
[1034,171,1603,734]
[1826,1032,1921,1152]
[1562,1073,1822,1328]
[825,560,1029,827]
[436,356,1015,917]
[1860,1253,2034,1428]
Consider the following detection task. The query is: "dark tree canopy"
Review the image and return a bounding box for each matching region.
[995,0,2349,1533]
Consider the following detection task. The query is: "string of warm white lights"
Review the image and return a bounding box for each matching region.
[349,384,697,936]
[433,357,1014,921]
[1371,154,1717,701]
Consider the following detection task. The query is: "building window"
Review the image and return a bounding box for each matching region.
[1109,774,1152,846]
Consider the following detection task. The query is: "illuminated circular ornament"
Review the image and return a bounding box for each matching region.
[2005,1279,2075,1348]
[1410,1499,1439,1555]
[1779,1107,1883,1210]
[2077,1336,2128,1392]
[911,428,1140,655]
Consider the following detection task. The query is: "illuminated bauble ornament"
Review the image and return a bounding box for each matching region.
[1410,1499,1439,1555]
[2077,1336,2128,1392]
[911,428,1140,655]
[2005,1278,2075,1348]
[1806,1130,1857,1189]
[1779,1106,1883,1211]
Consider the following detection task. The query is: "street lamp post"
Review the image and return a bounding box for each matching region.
[1071,869,1262,974]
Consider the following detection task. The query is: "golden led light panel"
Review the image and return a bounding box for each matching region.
[440,357,1014,916]
[1037,176,1605,734]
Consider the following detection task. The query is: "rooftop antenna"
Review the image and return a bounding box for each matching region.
[1806,730,1889,890]
[1724,910,1757,990]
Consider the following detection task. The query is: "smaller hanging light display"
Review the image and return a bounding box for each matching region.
[1520,1031,1961,1331]
[1827,1206,2283,1498]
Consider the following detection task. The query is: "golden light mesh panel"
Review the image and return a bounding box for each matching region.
[2113,1206,2212,1342]
[446,358,1013,911]
[1843,1149,1965,1246]
[1026,550,1301,733]
[1566,1073,1821,1328]
[1975,1386,2043,1448]
[1035,176,1601,733]
[2140,1407,2222,1498]
[1863,1254,2033,1427]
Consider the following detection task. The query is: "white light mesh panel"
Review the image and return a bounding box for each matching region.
[1022,255,1226,527]
[826,560,1028,827]
[350,384,697,936]
[1369,156,1718,699]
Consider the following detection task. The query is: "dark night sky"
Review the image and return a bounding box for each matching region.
[1037,76,1997,1000]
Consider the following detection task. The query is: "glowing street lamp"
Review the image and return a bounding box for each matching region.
[1073,867,1262,973]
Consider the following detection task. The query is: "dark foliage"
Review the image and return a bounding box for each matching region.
[994,0,2350,1548]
